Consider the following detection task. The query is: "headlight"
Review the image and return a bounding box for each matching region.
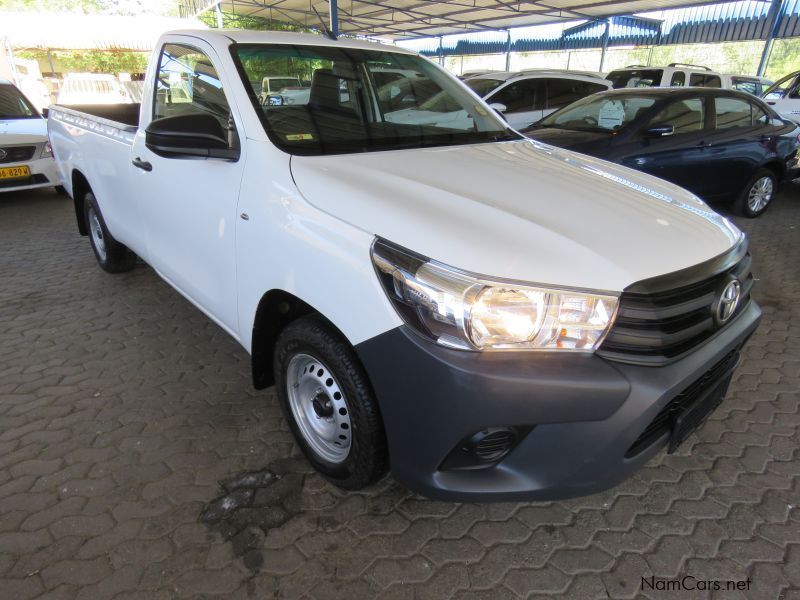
[371,238,618,351]
[41,142,53,158]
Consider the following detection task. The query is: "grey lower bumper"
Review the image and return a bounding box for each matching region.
[355,300,761,502]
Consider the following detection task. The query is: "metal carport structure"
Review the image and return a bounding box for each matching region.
[179,0,799,75]
[178,0,783,39]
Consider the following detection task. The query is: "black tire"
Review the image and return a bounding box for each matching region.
[733,168,777,218]
[274,315,388,490]
[54,185,68,196]
[83,192,137,273]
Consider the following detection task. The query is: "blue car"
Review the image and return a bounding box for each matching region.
[523,87,800,217]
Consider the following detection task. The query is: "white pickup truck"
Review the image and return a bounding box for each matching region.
[49,29,761,501]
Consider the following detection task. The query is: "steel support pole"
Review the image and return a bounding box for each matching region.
[599,19,610,73]
[757,0,783,76]
[329,0,339,37]
[214,2,224,28]
[438,36,444,66]
[505,30,512,71]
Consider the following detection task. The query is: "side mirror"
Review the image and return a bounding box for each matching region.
[644,124,674,137]
[489,102,507,113]
[41,107,49,118]
[145,113,239,160]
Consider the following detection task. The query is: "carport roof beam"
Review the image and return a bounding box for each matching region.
[181,0,777,39]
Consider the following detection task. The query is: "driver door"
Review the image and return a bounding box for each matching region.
[131,40,245,337]
[618,96,712,197]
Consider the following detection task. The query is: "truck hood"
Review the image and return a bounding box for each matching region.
[0,117,47,144]
[290,139,741,292]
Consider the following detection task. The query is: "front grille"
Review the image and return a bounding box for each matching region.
[0,145,37,164]
[625,348,740,458]
[599,248,753,365]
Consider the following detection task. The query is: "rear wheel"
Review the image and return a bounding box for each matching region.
[734,169,776,218]
[274,315,388,490]
[83,192,137,273]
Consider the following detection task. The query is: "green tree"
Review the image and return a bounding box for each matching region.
[16,49,149,74]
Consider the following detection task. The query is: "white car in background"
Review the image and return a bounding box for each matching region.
[463,70,612,130]
[606,64,773,96]
[0,79,62,194]
[762,70,800,124]
[56,73,132,105]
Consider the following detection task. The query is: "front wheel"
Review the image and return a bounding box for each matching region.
[274,315,388,490]
[734,169,777,218]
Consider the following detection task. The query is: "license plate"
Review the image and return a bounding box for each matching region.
[668,374,732,453]
[0,165,31,180]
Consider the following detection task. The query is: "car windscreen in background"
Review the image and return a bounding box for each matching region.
[539,94,657,132]
[231,44,519,156]
[0,84,39,119]
[606,70,663,89]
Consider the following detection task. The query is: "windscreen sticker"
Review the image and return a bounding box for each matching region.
[597,100,626,129]
[286,133,315,141]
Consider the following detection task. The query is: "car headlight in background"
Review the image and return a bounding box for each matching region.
[371,238,618,352]
[41,142,53,158]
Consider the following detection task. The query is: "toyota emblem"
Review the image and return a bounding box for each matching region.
[0,148,7,160]
[714,278,741,325]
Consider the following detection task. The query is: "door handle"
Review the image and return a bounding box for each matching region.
[132,157,152,172]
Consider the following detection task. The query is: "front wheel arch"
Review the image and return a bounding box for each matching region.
[251,290,353,390]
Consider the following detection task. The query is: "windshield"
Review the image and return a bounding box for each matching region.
[233,44,518,156]
[0,84,39,119]
[538,93,657,132]
[606,69,663,89]
[464,78,504,97]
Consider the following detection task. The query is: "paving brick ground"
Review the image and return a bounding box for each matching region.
[0,184,798,599]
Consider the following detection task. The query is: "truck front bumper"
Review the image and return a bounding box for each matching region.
[356,300,761,502]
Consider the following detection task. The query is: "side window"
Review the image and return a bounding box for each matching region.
[689,73,722,88]
[752,103,770,127]
[647,98,705,133]
[153,43,231,125]
[715,97,754,129]
[490,79,544,113]
[731,78,758,96]
[670,71,686,87]
[546,79,589,110]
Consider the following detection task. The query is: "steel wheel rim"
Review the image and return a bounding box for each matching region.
[747,176,773,213]
[88,207,107,261]
[286,353,352,463]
